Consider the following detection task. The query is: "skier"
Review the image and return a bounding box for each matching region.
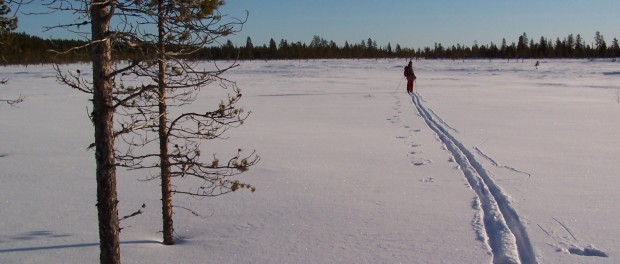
[403,60,417,94]
[535,60,540,70]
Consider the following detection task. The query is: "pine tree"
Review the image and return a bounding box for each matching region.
[611,38,619,58]
[0,0,23,105]
[575,34,584,57]
[244,37,254,59]
[89,2,121,261]
[268,38,277,58]
[0,0,16,35]
[595,31,607,57]
[51,0,256,255]
[105,0,258,245]
[517,32,529,58]
[278,39,289,58]
[566,34,575,57]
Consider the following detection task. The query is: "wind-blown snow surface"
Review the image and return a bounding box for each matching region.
[1,59,619,263]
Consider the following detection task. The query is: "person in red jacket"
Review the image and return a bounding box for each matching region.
[403,60,417,93]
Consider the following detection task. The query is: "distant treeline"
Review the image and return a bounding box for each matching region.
[1,31,618,65]
[1,32,91,64]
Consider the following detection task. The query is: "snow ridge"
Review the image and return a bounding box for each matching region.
[409,93,536,264]
[474,147,532,178]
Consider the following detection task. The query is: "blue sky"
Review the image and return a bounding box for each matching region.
[13,0,620,49]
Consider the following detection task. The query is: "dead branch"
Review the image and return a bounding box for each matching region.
[119,203,146,221]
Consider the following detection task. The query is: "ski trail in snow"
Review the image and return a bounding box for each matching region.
[426,108,460,134]
[409,92,536,264]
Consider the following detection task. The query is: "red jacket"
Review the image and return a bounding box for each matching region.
[404,65,416,81]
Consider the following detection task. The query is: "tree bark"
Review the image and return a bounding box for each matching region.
[157,0,174,246]
[91,1,121,263]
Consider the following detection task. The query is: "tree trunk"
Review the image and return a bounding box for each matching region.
[91,1,121,263]
[158,0,174,246]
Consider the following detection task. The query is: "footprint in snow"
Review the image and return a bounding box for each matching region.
[566,246,608,258]
[413,159,432,166]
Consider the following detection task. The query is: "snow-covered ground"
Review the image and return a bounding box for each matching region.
[1,59,619,263]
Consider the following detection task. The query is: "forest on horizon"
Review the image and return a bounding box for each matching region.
[1,31,619,65]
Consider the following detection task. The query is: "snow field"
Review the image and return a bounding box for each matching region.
[1,59,619,263]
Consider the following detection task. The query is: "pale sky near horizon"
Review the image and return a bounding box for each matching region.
[11,0,620,49]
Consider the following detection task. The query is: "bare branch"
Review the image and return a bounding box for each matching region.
[119,203,146,222]
[0,94,25,105]
[0,78,25,105]
[173,205,206,218]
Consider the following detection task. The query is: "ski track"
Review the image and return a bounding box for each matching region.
[409,92,536,264]
[426,108,460,134]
